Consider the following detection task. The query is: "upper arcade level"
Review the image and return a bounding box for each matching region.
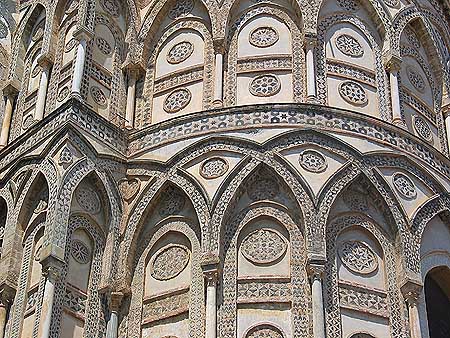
[0,0,449,155]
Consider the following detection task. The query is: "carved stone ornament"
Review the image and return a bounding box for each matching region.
[405,29,420,49]
[150,244,190,281]
[0,21,7,39]
[248,178,279,200]
[350,334,376,338]
[167,41,194,64]
[337,0,360,11]
[22,114,35,130]
[406,66,425,92]
[343,190,369,212]
[75,187,101,214]
[392,172,417,199]
[339,81,368,106]
[163,88,191,113]
[31,65,41,78]
[70,239,91,264]
[58,145,74,165]
[413,115,433,142]
[241,228,287,265]
[299,150,327,173]
[249,26,279,48]
[158,187,185,217]
[34,199,48,214]
[249,74,281,97]
[335,34,364,57]
[65,0,79,14]
[168,0,194,20]
[90,86,108,107]
[64,39,78,52]
[246,324,284,338]
[57,87,70,102]
[95,37,112,55]
[31,22,44,41]
[118,177,141,201]
[338,240,378,275]
[100,0,120,17]
[384,0,399,7]
[200,157,229,179]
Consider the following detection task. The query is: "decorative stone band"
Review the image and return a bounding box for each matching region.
[326,60,376,87]
[142,287,190,324]
[237,280,292,304]
[338,281,389,318]
[1,100,450,181]
[154,66,203,94]
[237,55,292,73]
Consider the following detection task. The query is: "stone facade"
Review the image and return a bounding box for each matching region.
[0,0,450,337]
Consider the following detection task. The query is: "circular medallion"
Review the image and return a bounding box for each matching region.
[248,178,279,200]
[249,26,279,48]
[22,115,35,130]
[31,65,41,78]
[406,66,425,92]
[150,244,190,280]
[57,87,70,102]
[71,239,91,264]
[413,115,433,142]
[338,240,378,275]
[100,0,120,17]
[118,178,141,201]
[75,187,101,214]
[343,190,368,212]
[167,41,194,64]
[0,21,8,39]
[95,37,112,55]
[163,88,191,113]
[241,228,287,265]
[246,324,284,338]
[249,74,281,97]
[339,81,368,106]
[64,38,78,52]
[299,150,327,173]
[158,187,185,217]
[337,0,360,11]
[335,34,364,57]
[168,0,194,20]
[393,172,417,199]
[90,86,108,107]
[200,157,229,179]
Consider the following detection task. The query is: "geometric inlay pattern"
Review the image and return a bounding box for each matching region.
[0,21,7,39]
[384,0,399,7]
[90,86,108,107]
[335,34,364,57]
[249,74,281,97]
[246,324,284,338]
[200,157,229,179]
[158,186,186,217]
[167,41,194,64]
[241,228,287,264]
[163,88,191,113]
[100,0,120,17]
[71,239,91,264]
[337,0,360,11]
[168,0,194,20]
[150,245,190,281]
[249,27,279,48]
[392,172,417,199]
[248,178,279,200]
[338,241,378,274]
[413,115,433,142]
[75,187,101,214]
[299,150,328,173]
[339,81,368,105]
[95,37,112,55]
[406,66,425,92]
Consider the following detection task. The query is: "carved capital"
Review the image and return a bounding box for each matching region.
[383,53,402,72]
[122,60,145,77]
[201,253,220,287]
[400,280,423,307]
[442,102,450,118]
[2,80,20,97]
[0,284,15,307]
[40,255,64,281]
[73,26,94,42]
[303,32,318,49]
[110,292,124,312]
[213,38,226,54]
[37,54,54,69]
[307,260,326,281]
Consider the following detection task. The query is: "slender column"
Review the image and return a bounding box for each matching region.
[34,57,52,121]
[202,256,219,338]
[125,70,137,129]
[106,292,123,338]
[385,55,406,127]
[71,38,88,96]
[37,259,62,338]
[401,282,423,338]
[443,104,450,151]
[0,94,15,148]
[305,35,317,102]
[0,286,15,338]
[213,44,224,106]
[308,262,326,338]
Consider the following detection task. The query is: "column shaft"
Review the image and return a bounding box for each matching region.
[0,304,7,338]
[72,39,87,95]
[0,95,14,147]
[213,52,224,104]
[306,45,316,100]
[408,303,422,338]
[105,311,119,338]
[389,69,402,124]
[125,72,137,129]
[35,63,51,121]
[311,276,326,338]
[444,110,450,151]
[205,281,217,338]
[37,276,56,338]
